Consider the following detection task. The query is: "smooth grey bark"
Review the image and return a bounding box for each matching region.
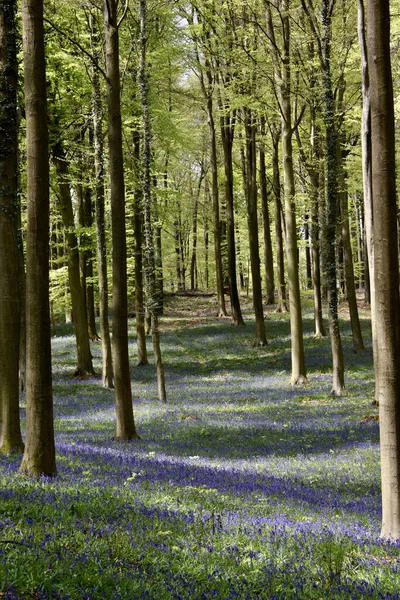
[20,0,56,476]
[367,0,400,541]
[0,0,24,454]
[104,0,139,438]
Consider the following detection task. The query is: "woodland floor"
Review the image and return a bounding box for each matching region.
[0,292,399,599]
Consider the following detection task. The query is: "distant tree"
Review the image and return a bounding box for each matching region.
[267,0,306,383]
[367,0,400,540]
[132,129,148,367]
[52,139,95,377]
[259,116,275,307]
[20,0,56,476]
[0,0,24,454]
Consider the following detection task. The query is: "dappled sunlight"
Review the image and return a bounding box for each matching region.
[4,297,398,599]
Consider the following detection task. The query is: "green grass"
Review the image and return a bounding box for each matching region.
[1,293,398,599]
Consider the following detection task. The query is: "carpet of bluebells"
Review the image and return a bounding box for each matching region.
[0,294,399,599]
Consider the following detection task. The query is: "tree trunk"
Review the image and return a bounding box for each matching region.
[20,0,56,476]
[190,165,204,291]
[53,142,95,377]
[339,171,364,352]
[310,178,325,337]
[244,109,266,345]
[367,0,400,541]
[104,0,139,438]
[267,0,306,382]
[259,116,275,305]
[358,0,376,354]
[154,198,164,315]
[0,0,24,454]
[220,111,244,326]
[321,0,345,395]
[206,77,227,316]
[304,216,312,289]
[78,171,98,341]
[271,125,288,313]
[138,0,166,403]
[91,17,113,387]
[132,129,148,366]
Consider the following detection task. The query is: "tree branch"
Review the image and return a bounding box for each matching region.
[44,16,108,82]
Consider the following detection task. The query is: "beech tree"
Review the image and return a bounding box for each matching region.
[20,0,56,476]
[103,0,139,439]
[138,0,167,402]
[90,10,114,386]
[52,139,95,377]
[266,0,307,383]
[0,0,24,454]
[367,0,400,541]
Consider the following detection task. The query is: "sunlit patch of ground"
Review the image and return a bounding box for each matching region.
[1,294,398,599]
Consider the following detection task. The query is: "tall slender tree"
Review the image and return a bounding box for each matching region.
[20,0,56,476]
[367,0,400,541]
[90,10,113,387]
[0,0,24,454]
[52,140,95,377]
[138,0,166,403]
[320,0,345,395]
[104,0,139,439]
[266,0,306,382]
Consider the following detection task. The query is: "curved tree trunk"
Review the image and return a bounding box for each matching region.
[20,0,56,476]
[0,0,24,454]
[104,0,139,438]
